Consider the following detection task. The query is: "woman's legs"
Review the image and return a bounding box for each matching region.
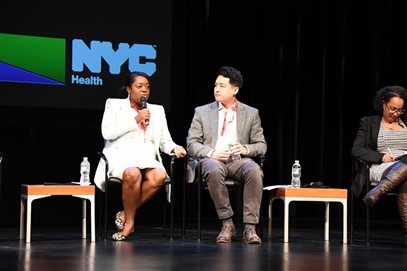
[397,181,407,246]
[363,161,407,245]
[119,167,143,236]
[138,168,167,206]
[116,167,167,237]
[364,161,407,206]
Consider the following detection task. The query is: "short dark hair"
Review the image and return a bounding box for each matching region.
[216,66,243,88]
[125,71,150,88]
[118,71,150,97]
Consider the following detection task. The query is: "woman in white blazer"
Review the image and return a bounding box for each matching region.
[94,72,186,241]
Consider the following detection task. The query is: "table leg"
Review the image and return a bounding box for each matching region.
[284,199,290,242]
[19,197,26,240]
[75,194,96,242]
[324,202,330,241]
[82,199,87,239]
[26,197,34,243]
[342,200,348,244]
[90,196,95,242]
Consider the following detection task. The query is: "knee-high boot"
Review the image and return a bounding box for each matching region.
[397,181,407,246]
[363,161,407,207]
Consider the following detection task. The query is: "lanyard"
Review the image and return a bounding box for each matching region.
[220,99,238,136]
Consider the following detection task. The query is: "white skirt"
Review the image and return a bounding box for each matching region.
[109,137,165,180]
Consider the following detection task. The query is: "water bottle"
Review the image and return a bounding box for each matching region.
[228,143,241,162]
[291,160,301,188]
[80,157,91,186]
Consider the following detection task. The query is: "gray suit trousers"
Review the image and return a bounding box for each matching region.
[200,157,263,224]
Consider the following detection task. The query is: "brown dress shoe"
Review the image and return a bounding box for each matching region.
[243,227,261,244]
[216,224,236,243]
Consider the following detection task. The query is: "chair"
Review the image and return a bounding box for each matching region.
[350,157,398,244]
[182,154,266,240]
[97,151,176,241]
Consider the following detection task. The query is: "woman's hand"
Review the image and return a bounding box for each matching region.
[382,154,396,163]
[172,146,186,158]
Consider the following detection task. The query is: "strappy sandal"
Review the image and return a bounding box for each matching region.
[115,211,124,231]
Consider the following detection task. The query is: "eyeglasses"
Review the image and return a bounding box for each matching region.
[386,104,405,115]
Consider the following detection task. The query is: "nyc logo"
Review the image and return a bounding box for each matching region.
[0,33,157,86]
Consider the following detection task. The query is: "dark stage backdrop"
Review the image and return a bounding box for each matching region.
[178,0,407,227]
[1,1,407,230]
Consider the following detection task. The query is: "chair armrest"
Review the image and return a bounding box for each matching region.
[169,154,176,183]
[97,152,109,184]
[97,151,108,165]
[353,157,369,172]
[351,156,371,197]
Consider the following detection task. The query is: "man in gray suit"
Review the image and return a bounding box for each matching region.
[187,66,267,244]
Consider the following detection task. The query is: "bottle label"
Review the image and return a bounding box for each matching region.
[292,168,301,175]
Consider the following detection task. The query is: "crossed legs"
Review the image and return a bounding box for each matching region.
[115,167,167,238]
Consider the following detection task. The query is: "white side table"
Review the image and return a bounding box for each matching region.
[267,187,348,243]
[20,184,96,243]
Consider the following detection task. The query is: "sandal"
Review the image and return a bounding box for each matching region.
[115,211,124,231]
[112,228,135,241]
[112,232,128,241]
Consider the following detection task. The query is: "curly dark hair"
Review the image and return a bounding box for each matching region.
[216,66,243,89]
[373,85,407,112]
[373,85,407,122]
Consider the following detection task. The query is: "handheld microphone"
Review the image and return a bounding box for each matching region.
[140,96,149,126]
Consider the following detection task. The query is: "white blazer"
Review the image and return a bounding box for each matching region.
[94,98,177,191]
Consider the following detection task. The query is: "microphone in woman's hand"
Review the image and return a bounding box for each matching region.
[140,96,149,125]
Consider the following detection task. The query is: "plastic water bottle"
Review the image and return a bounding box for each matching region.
[291,160,301,188]
[228,143,241,162]
[80,157,91,186]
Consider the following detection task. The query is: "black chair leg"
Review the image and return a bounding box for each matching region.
[182,179,186,238]
[350,191,354,244]
[366,181,370,244]
[162,182,174,240]
[366,202,370,244]
[198,180,201,240]
[162,197,167,238]
[98,189,103,240]
[103,184,109,241]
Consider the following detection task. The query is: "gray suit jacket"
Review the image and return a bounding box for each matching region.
[186,101,267,181]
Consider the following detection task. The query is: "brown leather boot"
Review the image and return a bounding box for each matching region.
[363,161,407,207]
[397,181,407,246]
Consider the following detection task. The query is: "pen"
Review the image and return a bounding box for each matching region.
[388,147,393,156]
[388,147,396,161]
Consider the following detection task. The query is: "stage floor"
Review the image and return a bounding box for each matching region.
[1,218,406,271]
